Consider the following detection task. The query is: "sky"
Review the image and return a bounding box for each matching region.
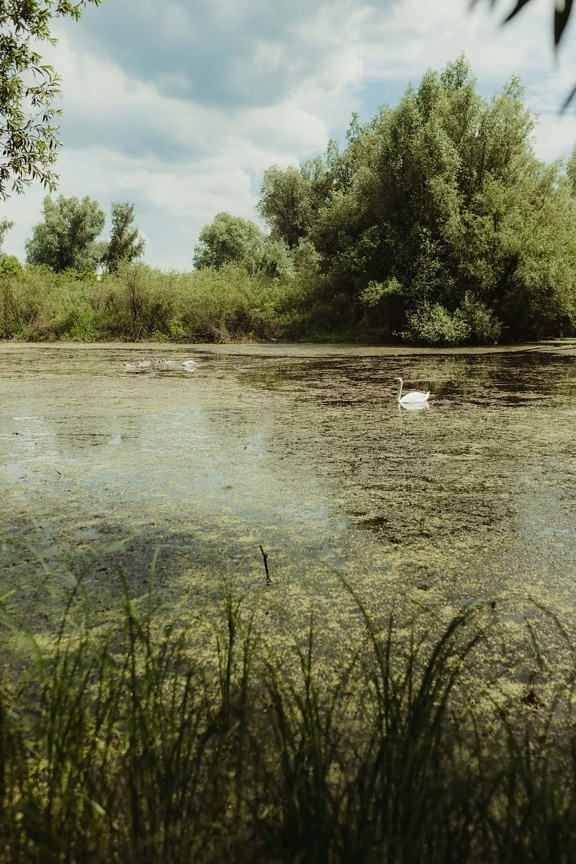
[2,0,576,272]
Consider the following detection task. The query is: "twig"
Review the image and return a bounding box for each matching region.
[259,544,271,585]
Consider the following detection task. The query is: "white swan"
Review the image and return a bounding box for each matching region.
[180,359,198,371]
[153,358,180,369]
[395,376,430,405]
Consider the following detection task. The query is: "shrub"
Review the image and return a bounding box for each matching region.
[401,301,471,346]
[457,291,503,344]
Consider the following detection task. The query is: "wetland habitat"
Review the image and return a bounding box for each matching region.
[3,341,576,863]
[2,341,576,635]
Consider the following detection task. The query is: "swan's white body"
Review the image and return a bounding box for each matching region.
[395,377,430,405]
[180,359,198,371]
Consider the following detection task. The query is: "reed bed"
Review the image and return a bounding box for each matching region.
[0,584,576,863]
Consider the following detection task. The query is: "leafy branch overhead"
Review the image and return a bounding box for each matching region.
[476,0,573,45]
[475,0,575,104]
[0,0,101,199]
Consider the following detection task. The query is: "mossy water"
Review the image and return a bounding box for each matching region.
[3,342,576,862]
[1,342,575,648]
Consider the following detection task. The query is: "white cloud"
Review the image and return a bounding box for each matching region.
[2,0,576,271]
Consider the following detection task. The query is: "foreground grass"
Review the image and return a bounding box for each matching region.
[1,586,576,863]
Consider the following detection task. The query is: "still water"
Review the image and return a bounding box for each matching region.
[1,343,576,634]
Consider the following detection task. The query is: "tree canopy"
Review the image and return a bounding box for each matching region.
[0,0,101,199]
[26,195,106,271]
[192,211,294,279]
[25,195,146,273]
[250,56,576,343]
[104,202,146,273]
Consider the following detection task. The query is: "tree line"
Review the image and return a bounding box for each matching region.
[195,56,576,343]
[3,55,576,343]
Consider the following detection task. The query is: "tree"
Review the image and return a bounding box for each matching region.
[565,145,576,195]
[193,212,267,273]
[0,220,13,251]
[257,159,331,249]
[0,1,101,199]
[104,202,145,272]
[26,194,106,272]
[266,55,576,342]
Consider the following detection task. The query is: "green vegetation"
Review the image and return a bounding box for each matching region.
[0,0,101,198]
[4,56,576,344]
[25,195,146,274]
[25,195,107,273]
[252,57,576,344]
[104,202,147,273]
[0,261,342,342]
[1,582,576,863]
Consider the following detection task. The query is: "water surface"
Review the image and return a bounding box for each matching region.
[1,343,576,641]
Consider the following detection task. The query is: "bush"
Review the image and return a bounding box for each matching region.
[0,265,97,340]
[401,301,471,346]
[401,295,503,346]
[457,292,503,344]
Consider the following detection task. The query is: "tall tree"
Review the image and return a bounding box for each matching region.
[26,194,105,272]
[0,1,101,198]
[193,212,266,273]
[104,202,145,272]
[270,56,576,341]
[257,158,331,249]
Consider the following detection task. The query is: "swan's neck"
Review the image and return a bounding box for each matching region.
[396,379,403,402]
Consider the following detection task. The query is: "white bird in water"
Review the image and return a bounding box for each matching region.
[395,376,430,406]
[180,359,198,371]
[123,359,153,372]
[153,358,179,369]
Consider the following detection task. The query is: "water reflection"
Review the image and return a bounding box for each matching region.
[399,402,429,412]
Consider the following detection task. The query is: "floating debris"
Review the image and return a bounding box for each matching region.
[123,357,200,373]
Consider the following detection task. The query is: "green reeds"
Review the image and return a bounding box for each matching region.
[0,586,576,863]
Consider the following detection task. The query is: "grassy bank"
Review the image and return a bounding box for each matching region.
[0,260,358,344]
[1,583,576,863]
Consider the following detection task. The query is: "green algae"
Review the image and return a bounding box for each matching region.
[0,343,575,666]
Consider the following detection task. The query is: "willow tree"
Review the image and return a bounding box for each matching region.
[26,194,106,272]
[264,56,576,342]
[0,1,101,198]
[104,203,146,272]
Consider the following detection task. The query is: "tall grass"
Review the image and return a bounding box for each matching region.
[1,585,576,863]
[0,260,341,342]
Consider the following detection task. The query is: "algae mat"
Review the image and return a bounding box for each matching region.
[1,343,576,642]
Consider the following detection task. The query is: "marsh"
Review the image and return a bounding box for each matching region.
[1,342,575,646]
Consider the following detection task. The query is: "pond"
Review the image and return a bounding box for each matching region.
[1,342,576,644]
